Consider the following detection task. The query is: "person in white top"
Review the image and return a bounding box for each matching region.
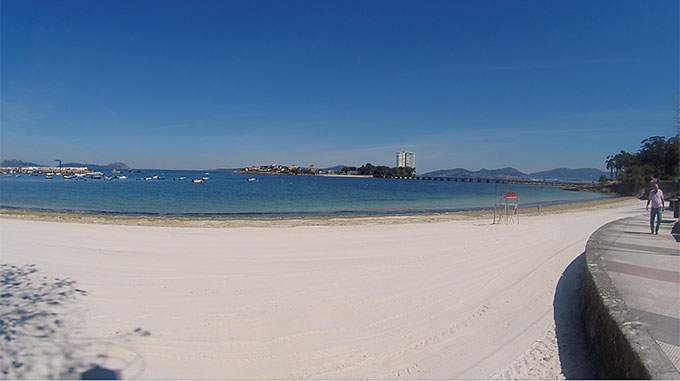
[646,183,665,234]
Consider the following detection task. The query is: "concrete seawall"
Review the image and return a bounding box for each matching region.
[580,215,680,379]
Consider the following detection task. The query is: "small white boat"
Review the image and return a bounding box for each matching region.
[118,176,128,180]
[45,174,54,179]
[192,178,204,183]
[247,177,256,182]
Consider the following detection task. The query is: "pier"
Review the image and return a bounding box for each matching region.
[378,175,588,188]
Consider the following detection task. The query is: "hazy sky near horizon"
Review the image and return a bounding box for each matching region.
[1,0,678,173]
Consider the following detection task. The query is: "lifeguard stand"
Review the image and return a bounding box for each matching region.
[493,189,519,224]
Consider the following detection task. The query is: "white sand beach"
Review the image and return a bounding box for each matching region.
[0,198,642,379]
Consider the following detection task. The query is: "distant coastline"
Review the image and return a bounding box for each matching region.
[3,159,614,183]
[233,170,371,179]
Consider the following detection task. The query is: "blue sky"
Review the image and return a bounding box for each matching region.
[1,0,677,173]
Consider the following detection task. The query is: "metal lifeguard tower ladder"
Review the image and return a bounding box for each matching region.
[493,189,519,224]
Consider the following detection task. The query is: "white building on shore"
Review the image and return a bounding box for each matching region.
[396,151,415,168]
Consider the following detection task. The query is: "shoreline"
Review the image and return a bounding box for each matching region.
[0,196,636,228]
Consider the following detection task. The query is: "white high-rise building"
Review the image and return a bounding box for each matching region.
[396,151,415,168]
[405,152,415,168]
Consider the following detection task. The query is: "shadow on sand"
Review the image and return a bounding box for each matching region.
[552,253,607,379]
[0,264,147,379]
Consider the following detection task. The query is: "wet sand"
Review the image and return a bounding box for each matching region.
[0,196,633,228]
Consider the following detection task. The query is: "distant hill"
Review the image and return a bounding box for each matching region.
[320,165,353,172]
[423,168,468,178]
[1,159,46,167]
[422,167,529,179]
[529,168,608,182]
[474,167,528,178]
[90,162,130,170]
[2,159,129,169]
[61,162,129,169]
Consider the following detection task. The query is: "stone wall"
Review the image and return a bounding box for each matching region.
[579,218,680,379]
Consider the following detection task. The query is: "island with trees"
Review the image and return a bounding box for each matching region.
[235,163,416,178]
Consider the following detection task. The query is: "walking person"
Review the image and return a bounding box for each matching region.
[646,183,665,234]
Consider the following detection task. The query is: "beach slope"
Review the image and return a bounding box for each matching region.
[0,199,641,378]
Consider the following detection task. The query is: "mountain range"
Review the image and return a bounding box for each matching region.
[421,167,608,183]
[0,159,45,167]
[1,159,129,169]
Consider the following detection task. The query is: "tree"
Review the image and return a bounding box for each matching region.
[358,163,376,176]
[357,163,415,178]
[605,134,680,190]
[605,155,616,179]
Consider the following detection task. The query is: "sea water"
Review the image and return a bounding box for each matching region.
[0,169,610,217]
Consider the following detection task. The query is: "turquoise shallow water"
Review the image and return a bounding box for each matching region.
[0,169,610,217]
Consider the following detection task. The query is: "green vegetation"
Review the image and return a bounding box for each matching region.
[339,166,358,174]
[341,163,416,178]
[605,135,679,187]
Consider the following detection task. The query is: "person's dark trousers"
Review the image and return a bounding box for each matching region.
[650,207,662,234]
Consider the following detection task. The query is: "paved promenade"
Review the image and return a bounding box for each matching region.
[582,211,680,379]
